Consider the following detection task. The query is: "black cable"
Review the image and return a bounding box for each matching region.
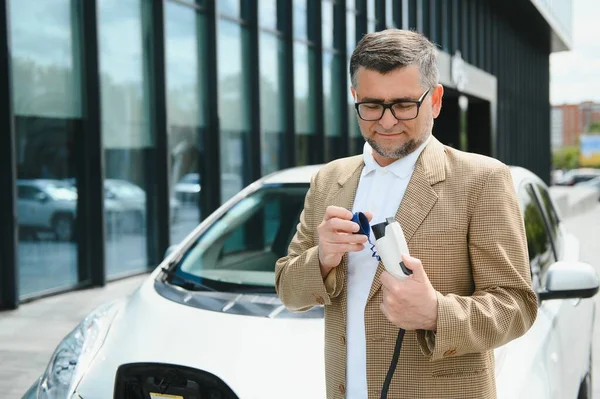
[380,328,406,399]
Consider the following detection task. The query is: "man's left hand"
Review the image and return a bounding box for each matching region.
[380,254,438,331]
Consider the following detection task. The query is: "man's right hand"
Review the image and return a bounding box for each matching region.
[317,206,373,278]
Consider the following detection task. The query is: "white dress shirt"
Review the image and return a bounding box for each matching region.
[345,136,431,398]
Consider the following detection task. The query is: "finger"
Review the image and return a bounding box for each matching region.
[363,211,374,222]
[324,206,353,221]
[328,218,361,233]
[323,242,366,253]
[380,271,396,288]
[401,254,427,280]
[323,231,368,244]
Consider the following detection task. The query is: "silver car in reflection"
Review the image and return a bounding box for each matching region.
[103,179,179,233]
[16,179,122,241]
[23,165,598,399]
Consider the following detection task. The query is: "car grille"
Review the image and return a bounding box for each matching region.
[114,363,239,399]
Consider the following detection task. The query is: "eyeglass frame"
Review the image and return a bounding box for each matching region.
[354,88,432,121]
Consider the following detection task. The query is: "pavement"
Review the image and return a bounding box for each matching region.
[550,185,599,219]
[0,274,149,398]
[563,202,600,399]
[0,199,599,398]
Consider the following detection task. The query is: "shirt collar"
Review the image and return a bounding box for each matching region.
[362,134,432,179]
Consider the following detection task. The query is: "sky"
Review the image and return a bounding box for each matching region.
[550,0,600,105]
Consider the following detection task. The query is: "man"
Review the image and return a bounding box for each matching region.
[275,29,537,399]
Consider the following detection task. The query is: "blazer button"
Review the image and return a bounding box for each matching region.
[314,295,325,305]
[340,335,346,345]
[443,348,457,357]
[339,384,345,394]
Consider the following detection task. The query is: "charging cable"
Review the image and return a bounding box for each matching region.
[380,329,405,399]
[352,213,412,399]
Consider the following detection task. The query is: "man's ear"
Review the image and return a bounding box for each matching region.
[431,84,444,118]
[350,86,357,101]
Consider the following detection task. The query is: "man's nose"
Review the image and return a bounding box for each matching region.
[379,108,398,130]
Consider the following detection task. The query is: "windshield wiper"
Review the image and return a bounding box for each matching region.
[161,267,217,292]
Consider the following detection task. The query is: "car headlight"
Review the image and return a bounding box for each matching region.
[36,300,123,398]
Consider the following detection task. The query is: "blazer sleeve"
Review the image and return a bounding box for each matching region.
[275,170,344,312]
[416,164,538,360]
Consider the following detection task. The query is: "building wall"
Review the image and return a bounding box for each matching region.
[0,0,565,307]
[551,107,564,149]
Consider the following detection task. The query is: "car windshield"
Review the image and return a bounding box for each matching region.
[171,183,309,293]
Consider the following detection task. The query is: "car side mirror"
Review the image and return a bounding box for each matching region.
[539,261,599,301]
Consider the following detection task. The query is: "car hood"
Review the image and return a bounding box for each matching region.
[75,277,326,399]
[74,275,539,399]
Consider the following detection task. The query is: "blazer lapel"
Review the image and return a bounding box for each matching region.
[328,156,364,322]
[367,137,446,302]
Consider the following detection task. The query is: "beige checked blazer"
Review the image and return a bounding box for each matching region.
[275,136,538,399]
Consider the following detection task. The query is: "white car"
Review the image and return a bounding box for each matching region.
[24,165,598,399]
[577,176,600,201]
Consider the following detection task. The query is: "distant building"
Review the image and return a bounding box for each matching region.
[552,102,600,149]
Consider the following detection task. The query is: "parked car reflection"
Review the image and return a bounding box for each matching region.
[174,172,243,206]
[16,179,122,241]
[104,179,181,233]
[174,173,200,205]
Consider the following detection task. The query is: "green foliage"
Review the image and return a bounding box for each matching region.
[552,146,579,170]
[589,122,600,134]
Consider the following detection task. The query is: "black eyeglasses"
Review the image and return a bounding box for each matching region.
[354,88,431,121]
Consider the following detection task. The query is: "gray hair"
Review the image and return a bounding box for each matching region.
[349,29,439,90]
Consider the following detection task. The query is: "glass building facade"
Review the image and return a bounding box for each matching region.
[0,0,569,308]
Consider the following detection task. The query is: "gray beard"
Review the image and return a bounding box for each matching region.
[366,118,433,160]
[366,137,420,159]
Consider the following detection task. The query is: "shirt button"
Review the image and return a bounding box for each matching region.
[339,384,345,394]
[340,335,346,345]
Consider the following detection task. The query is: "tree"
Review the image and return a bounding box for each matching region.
[552,146,579,170]
[589,122,600,134]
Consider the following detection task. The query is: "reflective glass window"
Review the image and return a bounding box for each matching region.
[322,1,334,49]
[347,11,356,55]
[218,0,240,18]
[367,0,376,32]
[259,0,277,30]
[294,43,318,166]
[218,20,251,203]
[348,59,361,155]
[535,184,563,258]
[98,0,155,276]
[520,184,555,290]
[386,0,395,27]
[165,1,207,245]
[9,0,82,297]
[323,52,343,161]
[260,33,285,175]
[293,0,308,40]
